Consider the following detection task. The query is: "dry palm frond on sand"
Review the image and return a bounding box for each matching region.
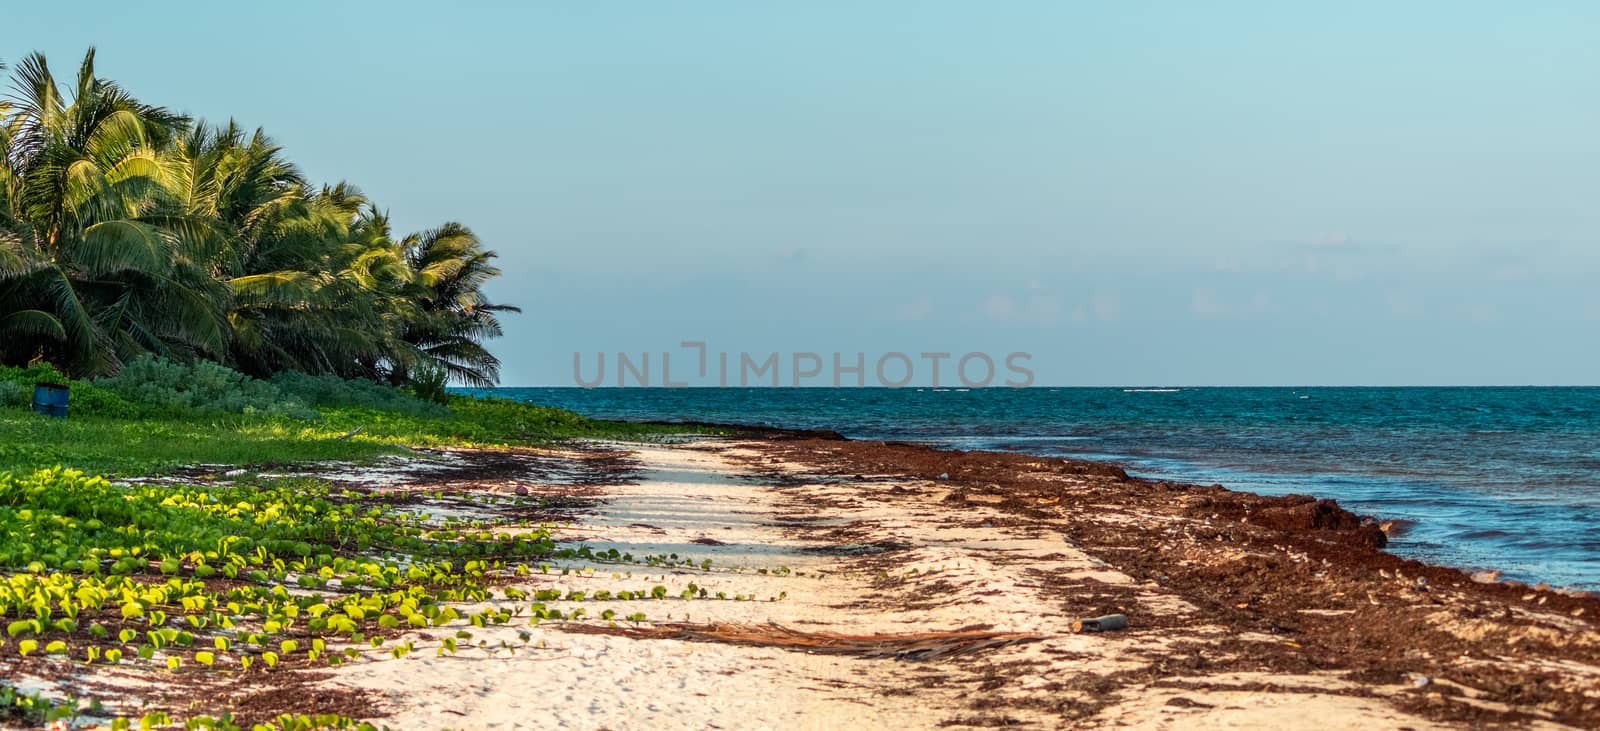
[560,622,1046,661]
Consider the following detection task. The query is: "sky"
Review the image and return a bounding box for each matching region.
[6,2,1598,385]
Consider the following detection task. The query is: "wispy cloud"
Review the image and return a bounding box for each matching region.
[983,294,1017,320]
[1464,302,1504,323]
[1190,288,1227,318]
[1385,290,1425,318]
[893,298,934,321]
[1090,291,1120,321]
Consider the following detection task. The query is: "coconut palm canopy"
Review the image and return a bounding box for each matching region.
[0,48,517,385]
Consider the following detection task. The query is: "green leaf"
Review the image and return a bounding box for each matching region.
[78,219,168,276]
[0,310,66,340]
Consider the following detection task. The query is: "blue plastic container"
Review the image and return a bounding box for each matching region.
[32,383,69,419]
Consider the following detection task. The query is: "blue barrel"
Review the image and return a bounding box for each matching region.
[32,383,69,419]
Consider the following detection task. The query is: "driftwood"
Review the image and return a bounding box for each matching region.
[560,621,1045,661]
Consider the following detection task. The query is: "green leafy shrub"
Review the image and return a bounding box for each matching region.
[0,363,141,417]
[0,381,26,409]
[404,362,450,405]
[94,356,318,420]
[269,371,448,417]
[0,466,557,575]
[13,362,71,388]
[447,394,601,436]
[60,383,142,419]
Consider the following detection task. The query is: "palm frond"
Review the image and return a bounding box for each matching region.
[74,219,169,275]
[0,309,65,340]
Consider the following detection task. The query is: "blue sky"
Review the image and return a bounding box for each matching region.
[8,2,1598,385]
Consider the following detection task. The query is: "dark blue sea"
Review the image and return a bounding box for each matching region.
[471,387,1600,590]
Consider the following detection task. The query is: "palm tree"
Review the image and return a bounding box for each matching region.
[162,121,346,376]
[0,67,60,344]
[399,223,520,386]
[224,184,409,380]
[0,48,517,385]
[0,49,225,375]
[0,58,69,348]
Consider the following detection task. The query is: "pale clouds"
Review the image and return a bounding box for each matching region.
[894,299,934,321]
[1464,302,1505,323]
[1190,288,1227,318]
[1071,292,1121,323]
[1091,292,1120,321]
[983,294,1017,320]
[980,292,1063,323]
[1304,231,1353,248]
[979,287,1112,324]
[1385,290,1425,318]
[1190,288,1275,319]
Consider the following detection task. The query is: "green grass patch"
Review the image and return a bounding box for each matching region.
[4,356,712,475]
[316,395,710,449]
[0,394,710,476]
[0,412,400,476]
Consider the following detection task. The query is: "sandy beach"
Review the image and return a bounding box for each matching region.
[7,11,1599,730]
[12,433,1599,729]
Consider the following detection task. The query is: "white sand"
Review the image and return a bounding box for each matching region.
[310,442,1489,730]
[320,444,947,730]
[34,440,1588,729]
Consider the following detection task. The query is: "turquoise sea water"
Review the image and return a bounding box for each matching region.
[474,387,1600,590]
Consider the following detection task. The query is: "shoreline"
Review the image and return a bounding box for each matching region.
[7,430,1598,728]
[353,430,1600,727]
[518,384,1600,594]
[642,419,1597,593]
[637,425,1600,725]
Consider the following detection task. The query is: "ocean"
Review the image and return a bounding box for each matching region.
[473,387,1600,590]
